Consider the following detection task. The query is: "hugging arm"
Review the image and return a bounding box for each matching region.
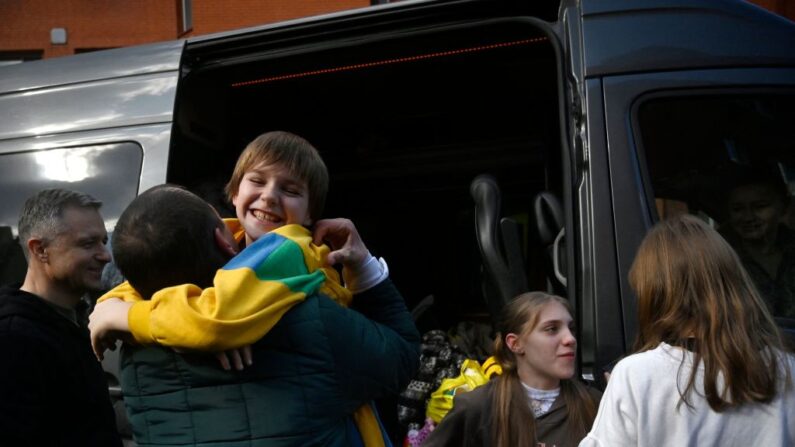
[90,228,326,353]
[324,279,421,407]
[90,219,388,368]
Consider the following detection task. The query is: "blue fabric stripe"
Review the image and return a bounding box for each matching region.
[372,402,394,447]
[346,417,365,447]
[222,233,288,271]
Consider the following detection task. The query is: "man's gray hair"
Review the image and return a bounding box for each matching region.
[18,189,102,249]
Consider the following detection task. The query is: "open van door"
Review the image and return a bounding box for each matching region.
[169,0,575,439]
[170,0,568,326]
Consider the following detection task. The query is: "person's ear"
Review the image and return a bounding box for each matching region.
[505,333,524,355]
[213,227,238,258]
[28,238,47,263]
[231,193,239,208]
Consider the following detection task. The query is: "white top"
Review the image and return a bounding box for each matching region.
[521,382,560,417]
[579,343,795,447]
[342,254,389,293]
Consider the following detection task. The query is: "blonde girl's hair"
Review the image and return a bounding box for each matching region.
[630,214,791,411]
[490,292,598,447]
[225,131,329,221]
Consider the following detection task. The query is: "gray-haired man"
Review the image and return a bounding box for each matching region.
[0,188,121,446]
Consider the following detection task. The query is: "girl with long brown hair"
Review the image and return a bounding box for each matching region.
[424,291,600,447]
[581,215,795,446]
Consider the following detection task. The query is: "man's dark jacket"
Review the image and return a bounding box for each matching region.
[0,286,122,447]
[120,279,421,446]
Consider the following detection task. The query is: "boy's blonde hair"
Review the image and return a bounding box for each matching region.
[226,131,329,221]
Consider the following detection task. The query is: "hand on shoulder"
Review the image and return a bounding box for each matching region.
[312,218,370,268]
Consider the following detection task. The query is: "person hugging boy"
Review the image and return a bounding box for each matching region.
[90,131,417,446]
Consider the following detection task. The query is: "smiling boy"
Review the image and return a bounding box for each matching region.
[229,131,324,245]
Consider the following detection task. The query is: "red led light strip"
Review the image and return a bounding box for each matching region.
[231,37,548,87]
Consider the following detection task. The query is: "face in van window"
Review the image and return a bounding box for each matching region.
[232,162,311,246]
[728,183,786,243]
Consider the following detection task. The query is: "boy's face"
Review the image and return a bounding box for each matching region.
[232,161,312,245]
[728,183,784,243]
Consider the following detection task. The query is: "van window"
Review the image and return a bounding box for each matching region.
[0,143,142,286]
[637,93,795,322]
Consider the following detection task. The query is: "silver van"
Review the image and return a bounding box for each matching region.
[1,0,794,442]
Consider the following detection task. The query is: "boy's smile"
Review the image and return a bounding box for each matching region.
[233,161,312,246]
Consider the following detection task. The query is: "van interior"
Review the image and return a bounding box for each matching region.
[167,19,563,439]
[168,20,563,330]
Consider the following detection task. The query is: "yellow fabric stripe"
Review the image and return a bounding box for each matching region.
[354,405,386,447]
[115,270,309,350]
[108,281,155,345]
[224,218,246,244]
[271,225,353,307]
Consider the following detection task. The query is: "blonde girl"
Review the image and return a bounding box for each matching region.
[425,292,600,447]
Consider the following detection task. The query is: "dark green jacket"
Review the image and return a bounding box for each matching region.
[120,279,420,446]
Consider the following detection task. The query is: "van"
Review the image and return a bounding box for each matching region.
[1,0,794,443]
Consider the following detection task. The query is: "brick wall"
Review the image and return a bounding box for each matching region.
[188,0,369,36]
[0,0,177,59]
[0,0,792,61]
[0,0,368,60]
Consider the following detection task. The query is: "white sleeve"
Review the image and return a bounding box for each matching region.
[342,254,389,294]
[578,360,638,447]
[578,435,607,447]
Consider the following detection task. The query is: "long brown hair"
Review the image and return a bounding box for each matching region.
[630,214,791,411]
[490,292,598,447]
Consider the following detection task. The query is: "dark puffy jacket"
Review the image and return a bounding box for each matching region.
[121,279,420,446]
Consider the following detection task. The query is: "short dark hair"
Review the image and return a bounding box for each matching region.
[18,188,102,258]
[112,185,228,299]
[727,165,791,205]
